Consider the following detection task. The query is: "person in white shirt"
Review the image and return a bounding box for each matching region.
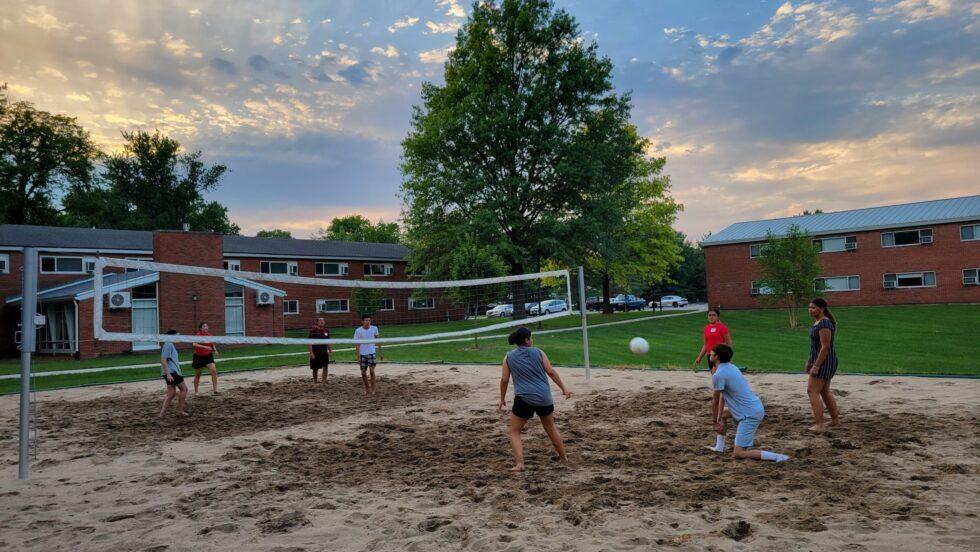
[354,315,382,395]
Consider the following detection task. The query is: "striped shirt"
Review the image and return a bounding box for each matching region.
[808,318,838,379]
[506,346,553,407]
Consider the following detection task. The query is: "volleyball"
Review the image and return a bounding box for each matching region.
[629,337,649,355]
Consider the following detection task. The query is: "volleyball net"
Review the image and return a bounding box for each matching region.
[91,257,575,346]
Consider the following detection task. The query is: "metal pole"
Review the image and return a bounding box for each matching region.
[577,266,591,380]
[19,247,38,480]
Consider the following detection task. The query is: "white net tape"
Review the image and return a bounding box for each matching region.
[93,257,573,346]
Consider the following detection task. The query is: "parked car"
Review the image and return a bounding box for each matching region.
[610,294,646,311]
[652,295,689,308]
[486,304,513,317]
[585,296,605,311]
[524,302,541,315]
[539,299,568,314]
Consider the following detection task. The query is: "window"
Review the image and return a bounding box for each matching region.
[963,268,979,285]
[748,243,769,258]
[817,275,860,292]
[0,254,8,274]
[961,223,979,241]
[315,262,349,276]
[124,257,150,273]
[260,261,298,275]
[131,283,157,299]
[316,299,349,313]
[40,256,89,274]
[224,260,241,271]
[224,282,244,298]
[750,281,773,295]
[408,297,435,310]
[883,271,936,289]
[881,228,932,247]
[380,298,395,311]
[814,236,857,253]
[283,300,299,315]
[364,263,394,276]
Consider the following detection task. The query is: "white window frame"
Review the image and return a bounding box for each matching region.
[881,228,933,248]
[883,271,937,289]
[124,257,151,273]
[260,260,298,275]
[315,262,349,277]
[750,281,773,295]
[40,255,91,275]
[816,275,861,292]
[961,223,980,242]
[224,259,241,271]
[813,235,857,253]
[0,253,9,274]
[748,243,769,258]
[283,299,299,315]
[379,298,395,311]
[963,268,979,286]
[408,297,435,310]
[315,299,350,313]
[364,263,394,276]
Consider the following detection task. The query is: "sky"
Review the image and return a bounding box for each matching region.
[2,0,978,240]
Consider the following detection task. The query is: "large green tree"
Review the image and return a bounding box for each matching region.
[0,86,100,225]
[313,215,400,243]
[256,229,292,238]
[62,130,239,234]
[757,225,825,328]
[402,0,677,317]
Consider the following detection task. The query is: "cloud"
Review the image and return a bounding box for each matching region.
[188,8,201,17]
[663,27,691,42]
[370,45,400,58]
[109,29,155,52]
[65,93,91,102]
[290,17,303,24]
[38,66,68,80]
[209,57,239,76]
[161,32,200,57]
[338,61,380,85]
[872,0,961,23]
[438,0,466,18]
[419,45,454,64]
[23,5,70,31]
[425,20,461,34]
[387,16,419,33]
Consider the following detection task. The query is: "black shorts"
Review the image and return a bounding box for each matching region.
[310,352,330,370]
[512,395,554,420]
[359,354,376,372]
[192,354,214,369]
[163,373,185,387]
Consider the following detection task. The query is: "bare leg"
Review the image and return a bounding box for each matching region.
[807,376,827,432]
[539,414,567,461]
[369,367,376,394]
[177,383,189,416]
[159,387,176,417]
[312,368,319,383]
[361,370,370,394]
[507,414,529,471]
[820,380,841,426]
[193,369,202,395]
[733,446,763,460]
[322,367,329,384]
[208,364,219,394]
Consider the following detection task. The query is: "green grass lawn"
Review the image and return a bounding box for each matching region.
[2,304,977,394]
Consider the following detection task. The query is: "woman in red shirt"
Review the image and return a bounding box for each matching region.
[191,322,219,395]
[695,307,733,452]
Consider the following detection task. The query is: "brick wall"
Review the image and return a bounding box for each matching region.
[154,232,225,346]
[705,221,980,309]
[77,299,133,359]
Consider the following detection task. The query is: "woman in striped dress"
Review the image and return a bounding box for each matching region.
[805,297,841,432]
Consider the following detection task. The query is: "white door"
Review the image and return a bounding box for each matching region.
[225,297,245,336]
[131,298,159,351]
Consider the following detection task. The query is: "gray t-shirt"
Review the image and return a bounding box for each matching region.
[161,342,182,376]
[711,362,764,421]
[354,325,380,356]
[506,346,553,407]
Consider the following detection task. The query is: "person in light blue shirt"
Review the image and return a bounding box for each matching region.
[159,329,189,418]
[354,315,382,395]
[709,344,789,462]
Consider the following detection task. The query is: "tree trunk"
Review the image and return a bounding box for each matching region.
[601,273,613,314]
[787,302,798,329]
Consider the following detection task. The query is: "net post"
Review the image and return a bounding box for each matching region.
[19,247,38,480]
[92,257,105,341]
[577,266,591,380]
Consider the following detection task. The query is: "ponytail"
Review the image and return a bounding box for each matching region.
[508,326,532,346]
[811,297,837,327]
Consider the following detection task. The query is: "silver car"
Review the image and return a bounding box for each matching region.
[652,295,689,308]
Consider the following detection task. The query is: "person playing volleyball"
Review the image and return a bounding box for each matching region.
[354,315,382,395]
[498,326,572,472]
[191,322,219,395]
[159,330,189,417]
[695,307,732,451]
[805,297,841,432]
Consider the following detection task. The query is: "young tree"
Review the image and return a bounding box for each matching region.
[402,0,676,318]
[62,130,239,233]
[0,87,100,225]
[314,215,400,243]
[351,284,385,318]
[256,229,292,238]
[756,225,825,328]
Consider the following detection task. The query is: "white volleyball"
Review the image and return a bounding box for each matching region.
[629,337,649,355]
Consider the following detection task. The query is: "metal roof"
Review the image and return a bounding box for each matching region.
[0,224,407,260]
[702,195,980,246]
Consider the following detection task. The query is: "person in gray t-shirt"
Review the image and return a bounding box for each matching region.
[498,326,572,472]
[159,329,189,417]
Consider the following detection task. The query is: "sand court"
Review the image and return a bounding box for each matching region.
[1,364,978,551]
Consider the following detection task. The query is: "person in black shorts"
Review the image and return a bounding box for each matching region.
[191,322,219,394]
[308,317,332,384]
[159,329,189,417]
[805,297,841,433]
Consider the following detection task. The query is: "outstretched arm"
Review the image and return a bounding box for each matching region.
[541,351,571,399]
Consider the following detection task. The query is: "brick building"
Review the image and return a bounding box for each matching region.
[0,225,428,359]
[702,195,980,309]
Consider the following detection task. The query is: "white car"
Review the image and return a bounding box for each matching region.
[539,299,568,314]
[524,302,541,315]
[486,304,513,317]
[652,295,689,308]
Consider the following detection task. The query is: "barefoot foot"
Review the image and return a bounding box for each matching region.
[808,423,827,433]
[509,464,525,472]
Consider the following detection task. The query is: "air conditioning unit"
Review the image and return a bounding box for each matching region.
[109,291,132,309]
[964,276,978,286]
[256,290,275,305]
[844,242,857,251]
[883,281,897,289]
[920,235,933,244]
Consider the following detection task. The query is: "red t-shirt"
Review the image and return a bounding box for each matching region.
[194,331,214,356]
[309,327,330,354]
[703,322,729,352]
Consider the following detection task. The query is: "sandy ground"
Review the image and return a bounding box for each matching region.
[0,363,978,551]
